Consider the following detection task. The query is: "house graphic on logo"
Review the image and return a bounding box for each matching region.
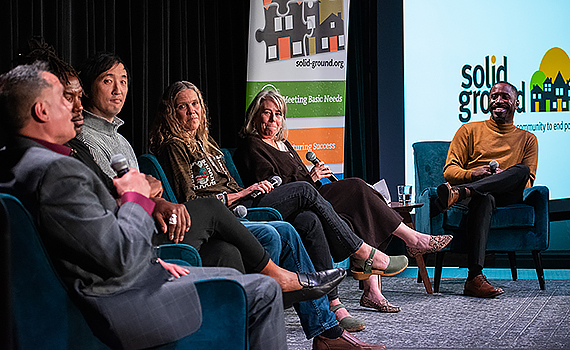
[255,0,345,62]
[530,47,570,112]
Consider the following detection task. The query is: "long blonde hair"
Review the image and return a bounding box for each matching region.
[149,81,221,157]
[240,89,288,141]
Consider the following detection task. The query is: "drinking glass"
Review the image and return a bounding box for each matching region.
[397,185,412,205]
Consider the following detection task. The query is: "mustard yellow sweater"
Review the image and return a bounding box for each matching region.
[443,118,538,188]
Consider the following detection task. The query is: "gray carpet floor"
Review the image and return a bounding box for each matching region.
[285,276,570,350]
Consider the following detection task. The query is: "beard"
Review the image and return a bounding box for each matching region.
[490,103,514,124]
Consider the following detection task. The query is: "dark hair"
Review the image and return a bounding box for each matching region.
[79,52,130,98]
[0,62,51,136]
[493,81,518,97]
[21,37,80,87]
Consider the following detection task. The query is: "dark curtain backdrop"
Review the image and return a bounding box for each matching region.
[345,0,379,182]
[0,0,251,155]
[1,0,396,185]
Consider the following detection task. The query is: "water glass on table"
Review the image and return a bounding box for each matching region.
[397,185,412,205]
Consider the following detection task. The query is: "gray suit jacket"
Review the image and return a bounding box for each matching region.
[0,137,202,349]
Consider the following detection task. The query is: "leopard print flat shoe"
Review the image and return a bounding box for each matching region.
[360,294,401,313]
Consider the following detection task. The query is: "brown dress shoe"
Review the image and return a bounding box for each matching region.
[313,330,386,350]
[436,182,461,211]
[464,274,504,298]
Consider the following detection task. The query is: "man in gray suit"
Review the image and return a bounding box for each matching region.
[0,62,288,349]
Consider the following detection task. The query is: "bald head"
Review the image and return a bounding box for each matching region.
[489,82,519,124]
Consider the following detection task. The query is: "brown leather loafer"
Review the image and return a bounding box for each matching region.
[313,330,386,350]
[436,182,461,211]
[464,274,504,298]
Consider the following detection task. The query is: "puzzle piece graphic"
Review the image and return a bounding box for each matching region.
[255,0,345,62]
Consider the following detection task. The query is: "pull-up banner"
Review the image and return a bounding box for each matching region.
[247,0,350,178]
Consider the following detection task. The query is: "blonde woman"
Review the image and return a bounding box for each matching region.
[233,89,453,316]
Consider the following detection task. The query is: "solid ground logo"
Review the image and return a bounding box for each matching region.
[530,47,570,113]
[256,0,345,62]
[458,55,525,123]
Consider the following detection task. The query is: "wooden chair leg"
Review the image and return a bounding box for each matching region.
[532,250,546,290]
[434,252,445,293]
[507,251,517,281]
[415,254,433,294]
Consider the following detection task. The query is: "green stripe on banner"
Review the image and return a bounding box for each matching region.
[246,81,346,118]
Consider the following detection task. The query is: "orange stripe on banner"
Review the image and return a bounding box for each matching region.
[278,37,291,60]
[330,36,338,52]
[287,127,345,165]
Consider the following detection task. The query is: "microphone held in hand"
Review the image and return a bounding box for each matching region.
[110,154,129,178]
[305,151,339,182]
[232,205,248,218]
[251,175,282,198]
[489,160,499,174]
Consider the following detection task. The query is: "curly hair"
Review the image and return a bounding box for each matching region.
[149,81,221,157]
[23,37,80,87]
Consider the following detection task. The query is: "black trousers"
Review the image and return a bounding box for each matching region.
[456,164,530,271]
[153,197,269,274]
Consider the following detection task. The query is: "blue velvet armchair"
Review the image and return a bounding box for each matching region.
[0,193,249,350]
[412,141,549,292]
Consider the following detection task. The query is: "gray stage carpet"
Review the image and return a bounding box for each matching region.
[285,276,570,349]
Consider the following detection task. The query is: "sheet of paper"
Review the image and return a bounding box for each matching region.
[371,179,391,205]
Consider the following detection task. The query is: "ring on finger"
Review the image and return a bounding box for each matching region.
[169,214,178,225]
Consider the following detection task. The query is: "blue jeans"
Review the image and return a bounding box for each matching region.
[242,220,338,339]
[243,181,363,300]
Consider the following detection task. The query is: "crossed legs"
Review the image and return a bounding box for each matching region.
[436,164,530,297]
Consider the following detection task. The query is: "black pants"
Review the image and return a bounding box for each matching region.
[456,164,530,272]
[153,197,269,274]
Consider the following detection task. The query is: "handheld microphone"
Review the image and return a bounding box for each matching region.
[232,205,248,218]
[251,176,282,198]
[306,151,339,182]
[110,154,129,178]
[489,160,499,174]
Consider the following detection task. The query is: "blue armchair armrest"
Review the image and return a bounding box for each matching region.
[174,279,248,350]
[415,187,445,237]
[522,185,550,251]
[156,243,202,267]
[139,154,178,203]
[243,207,284,221]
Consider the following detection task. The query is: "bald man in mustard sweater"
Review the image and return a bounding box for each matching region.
[435,81,538,298]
